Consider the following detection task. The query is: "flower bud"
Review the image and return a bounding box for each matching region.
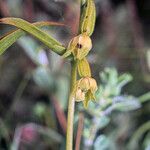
[80,0,96,36]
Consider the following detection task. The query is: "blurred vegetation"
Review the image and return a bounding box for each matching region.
[0,0,149,150]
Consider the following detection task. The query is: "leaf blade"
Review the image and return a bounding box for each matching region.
[0,18,66,55]
[0,29,24,55]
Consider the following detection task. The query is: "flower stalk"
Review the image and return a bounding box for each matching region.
[66,60,77,150]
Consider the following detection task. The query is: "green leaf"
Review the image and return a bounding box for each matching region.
[0,18,66,55]
[112,96,141,112]
[117,73,132,88]
[99,68,133,97]
[0,29,25,55]
[97,116,110,129]
[0,21,65,55]
[62,49,72,58]
[143,132,150,150]
[128,121,150,150]
[139,92,150,103]
[94,135,111,150]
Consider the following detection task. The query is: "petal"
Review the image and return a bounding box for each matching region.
[79,77,90,91]
[89,78,98,93]
[75,88,85,102]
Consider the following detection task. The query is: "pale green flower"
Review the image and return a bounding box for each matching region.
[74,77,98,107]
[63,33,92,60]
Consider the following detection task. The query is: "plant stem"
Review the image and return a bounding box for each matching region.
[128,121,150,149]
[66,60,77,150]
[75,112,84,150]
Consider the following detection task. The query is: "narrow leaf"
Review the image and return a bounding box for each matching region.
[0,21,64,55]
[94,135,111,150]
[139,92,150,103]
[62,49,72,58]
[112,96,141,111]
[0,18,66,55]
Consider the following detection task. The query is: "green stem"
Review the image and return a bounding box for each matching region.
[139,92,150,103]
[66,60,77,150]
[128,121,150,149]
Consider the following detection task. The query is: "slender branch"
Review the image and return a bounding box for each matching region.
[75,112,84,150]
[51,95,67,134]
[66,60,77,150]
[128,121,150,149]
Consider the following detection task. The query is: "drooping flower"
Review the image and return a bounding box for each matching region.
[74,77,98,107]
